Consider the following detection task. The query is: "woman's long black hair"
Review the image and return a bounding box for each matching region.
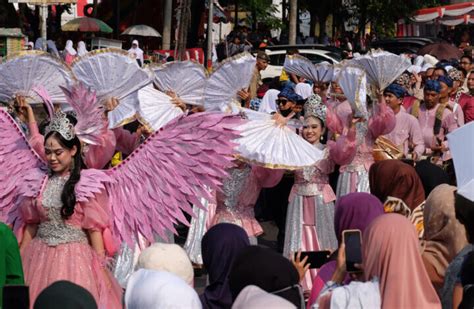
[44,130,84,219]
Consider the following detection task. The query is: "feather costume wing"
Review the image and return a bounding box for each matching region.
[349,50,411,91]
[234,108,323,169]
[204,52,256,111]
[71,49,152,128]
[0,110,47,229]
[284,55,334,83]
[152,61,207,106]
[61,83,106,145]
[136,85,184,131]
[0,51,74,105]
[104,112,241,245]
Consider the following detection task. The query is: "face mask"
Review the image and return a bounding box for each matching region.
[280,109,292,117]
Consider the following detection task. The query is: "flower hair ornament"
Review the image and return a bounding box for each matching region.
[44,109,75,140]
[304,95,327,124]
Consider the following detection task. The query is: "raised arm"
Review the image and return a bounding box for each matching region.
[368,95,396,138]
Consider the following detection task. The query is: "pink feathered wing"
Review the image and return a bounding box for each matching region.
[0,110,47,230]
[61,83,107,145]
[105,112,241,245]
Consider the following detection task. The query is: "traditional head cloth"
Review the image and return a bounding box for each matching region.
[414,160,449,197]
[294,83,313,100]
[438,75,453,88]
[64,40,77,56]
[303,94,326,123]
[136,243,194,286]
[232,285,296,309]
[77,41,88,57]
[334,192,385,243]
[384,83,406,98]
[369,160,425,211]
[448,68,463,81]
[229,246,302,308]
[34,281,97,309]
[424,79,442,93]
[278,87,303,103]
[125,269,201,309]
[363,214,441,308]
[200,223,250,309]
[421,184,468,278]
[258,89,279,114]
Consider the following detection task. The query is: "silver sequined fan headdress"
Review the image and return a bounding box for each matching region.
[303,94,327,124]
[45,110,75,140]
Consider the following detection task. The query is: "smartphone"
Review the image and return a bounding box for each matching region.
[343,229,362,273]
[3,285,29,309]
[294,250,331,269]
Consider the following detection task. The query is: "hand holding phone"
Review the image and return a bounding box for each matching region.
[343,229,362,273]
[294,251,331,269]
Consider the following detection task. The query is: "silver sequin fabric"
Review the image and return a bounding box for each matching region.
[36,175,88,246]
[183,200,210,265]
[222,166,252,209]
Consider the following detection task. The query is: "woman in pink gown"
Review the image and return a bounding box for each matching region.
[283,95,338,292]
[19,118,122,308]
[327,94,396,197]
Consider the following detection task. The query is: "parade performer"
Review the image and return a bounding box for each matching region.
[0,84,240,307]
[283,95,338,291]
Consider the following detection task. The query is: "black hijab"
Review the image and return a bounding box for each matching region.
[34,280,97,309]
[200,223,250,309]
[414,159,449,197]
[228,246,302,308]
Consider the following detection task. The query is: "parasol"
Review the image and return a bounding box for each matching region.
[121,25,161,37]
[417,42,463,60]
[62,17,113,33]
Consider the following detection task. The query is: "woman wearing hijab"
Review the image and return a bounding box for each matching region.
[229,246,303,308]
[421,185,468,304]
[34,280,97,309]
[317,214,441,309]
[200,223,250,309]
[63,40,77,65]
[307,193,384,307]
[295,83,314,100]
[414,159,449,197]
[232,285,296,309]
[125,269,202,309]
[283,95,338,292]
[258,89,280,114]
[0,222,24,306]
[128,40,144,67]
[369,159,426,237]
[77,41,88,57]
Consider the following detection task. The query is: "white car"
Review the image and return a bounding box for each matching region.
[260,45,342,80]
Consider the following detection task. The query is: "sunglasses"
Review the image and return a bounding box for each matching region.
[277,99,289,105]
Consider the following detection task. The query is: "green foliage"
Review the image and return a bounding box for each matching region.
[240,0,284,30]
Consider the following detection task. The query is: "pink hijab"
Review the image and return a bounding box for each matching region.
[363,214,441,309]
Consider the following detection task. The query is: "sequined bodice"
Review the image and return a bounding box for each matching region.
[221,165,252,209]
[36,175,88,246]
[294,166,328,185]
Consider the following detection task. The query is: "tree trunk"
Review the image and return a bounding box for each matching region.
[318,14,327,38]
[162,0,172,49]
[289,0,297,45]
[176,0,192,60]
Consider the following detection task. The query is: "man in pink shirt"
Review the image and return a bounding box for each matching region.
[438,75,465,127]
[383,83,425,160]
[408,80,458,161]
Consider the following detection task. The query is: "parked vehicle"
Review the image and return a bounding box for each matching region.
[370,37,444,55]
[259,45,342,79]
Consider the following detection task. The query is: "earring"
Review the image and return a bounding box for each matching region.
[320,136,324,141]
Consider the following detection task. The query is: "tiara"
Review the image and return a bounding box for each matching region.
[304,95,327,123]
[45,110,75,140]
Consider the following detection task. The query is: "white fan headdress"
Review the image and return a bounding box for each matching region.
[234,108,323,169]
[136,85,184,131]
[284,55,334,83]
[204,52,256,112]
[349,50,411,91]
[71,49,152,128]
[337,65,368,118]
[152,61,207,106]
[0,51,74,104]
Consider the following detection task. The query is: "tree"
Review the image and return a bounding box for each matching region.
[239,0,283,32]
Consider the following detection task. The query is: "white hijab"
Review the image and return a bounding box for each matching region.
[232,285,296,309]
[295,83,313,100]
[64,40,77,55]
[258,89,280,114]
[128,39,144,63]
[125,269,202,309]
[77,41,88,56]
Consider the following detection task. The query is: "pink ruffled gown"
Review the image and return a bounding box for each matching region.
[327,100,395,197]
[20,175,122,308]
[283,146,338,291]
[211,164,284,242]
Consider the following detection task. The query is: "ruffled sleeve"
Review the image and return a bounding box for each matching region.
[84,129,117,169]
[328,127,357,166]
[19,197,44,225]
[369,98,396,138]
[76,190,111,232]
[252,166,284,188]
[27,122,46,161]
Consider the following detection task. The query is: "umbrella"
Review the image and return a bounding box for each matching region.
[417,42,463,60]
[62,17,113,33]
[121,25,161,37]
